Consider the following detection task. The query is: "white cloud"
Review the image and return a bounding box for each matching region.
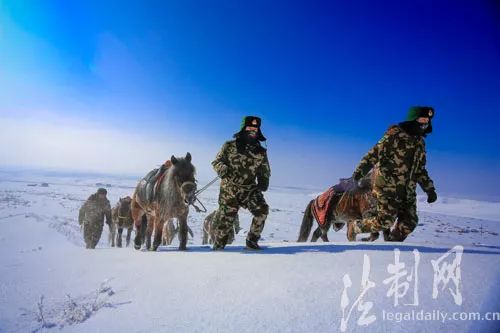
[0,115,220,181]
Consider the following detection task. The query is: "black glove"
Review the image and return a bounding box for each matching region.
[218,165,231,179]
[426,189,437,203]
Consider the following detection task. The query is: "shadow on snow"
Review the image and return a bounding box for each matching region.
[153,243,500,256]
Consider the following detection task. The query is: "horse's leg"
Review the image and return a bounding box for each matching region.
[126,227,132,247]
[311,227,322,242]
[320,221,331,242]
[346,221,357,241]
[152,218,163,251]
[161,222,167,246]
[209,222,214,245]
[140,215,147,245]
[178,214,189,251]
[202,220,208,245]
[117,227,123,247]
[146,215,154,250]
[169,220,176,245]
[320,228,330,242]
[131,197,144,250]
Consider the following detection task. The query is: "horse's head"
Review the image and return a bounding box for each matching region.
[170,152,197,205]
[118,196,132,216]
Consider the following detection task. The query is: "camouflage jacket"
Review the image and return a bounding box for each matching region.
[78,194,112,226]
[212,139,271,191]
[353,125,435,197]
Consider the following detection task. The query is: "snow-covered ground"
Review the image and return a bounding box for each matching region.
[0,171,499,332]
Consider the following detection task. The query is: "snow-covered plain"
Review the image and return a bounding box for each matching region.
[0,170,499,333]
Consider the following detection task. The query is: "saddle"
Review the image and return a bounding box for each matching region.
[141,160,172,204]
[311,176,366,227]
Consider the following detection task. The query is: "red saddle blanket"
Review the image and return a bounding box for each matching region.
[153,160,172,194]
[311,187,337,226]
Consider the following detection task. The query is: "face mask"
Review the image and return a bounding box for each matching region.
[246,130,258,138]
[420,123,429,131]
[242,131,258,146]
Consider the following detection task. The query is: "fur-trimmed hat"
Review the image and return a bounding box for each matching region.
[234,116,266,141]
[407,106,435,121]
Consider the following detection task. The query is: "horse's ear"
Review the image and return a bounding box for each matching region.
[171,155,178,165]
[185,152,192,162]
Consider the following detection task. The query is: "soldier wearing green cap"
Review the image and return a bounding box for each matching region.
[348,106,437,241]
[78,188,112,249]
[211,116,271,250]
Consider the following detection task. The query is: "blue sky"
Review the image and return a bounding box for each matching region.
[1,0,499,199]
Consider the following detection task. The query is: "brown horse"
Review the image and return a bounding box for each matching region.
[297,171,387,242]
[109,196,134,247]
[131,153,197,251]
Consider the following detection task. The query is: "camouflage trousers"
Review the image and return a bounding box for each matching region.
[353,188,418,241]
[83,220,104,249]
[213,183,269,248]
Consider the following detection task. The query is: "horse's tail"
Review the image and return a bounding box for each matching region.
[298,200,315,242]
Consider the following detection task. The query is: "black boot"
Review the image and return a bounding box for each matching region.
[246,233,262,250]
[387,227,407,242]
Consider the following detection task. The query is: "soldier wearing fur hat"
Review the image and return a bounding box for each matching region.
[211,116,271,250]
[349,106,437,241]
[78,188,112,249]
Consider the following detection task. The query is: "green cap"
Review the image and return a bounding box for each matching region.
[407,106,435,121]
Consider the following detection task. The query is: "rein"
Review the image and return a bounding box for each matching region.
[177,175,260,214]
[187,176,220,213]
[195,176,220,195]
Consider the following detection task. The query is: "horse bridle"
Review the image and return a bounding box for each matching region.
[179,180,208,213]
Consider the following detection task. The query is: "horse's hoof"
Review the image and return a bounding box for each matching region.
[134,244,141,250]
[178,246,187,251]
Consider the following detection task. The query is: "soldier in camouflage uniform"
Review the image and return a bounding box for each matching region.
[212,116,271,250]
[78,188,112,249]
[348,106,438,241]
